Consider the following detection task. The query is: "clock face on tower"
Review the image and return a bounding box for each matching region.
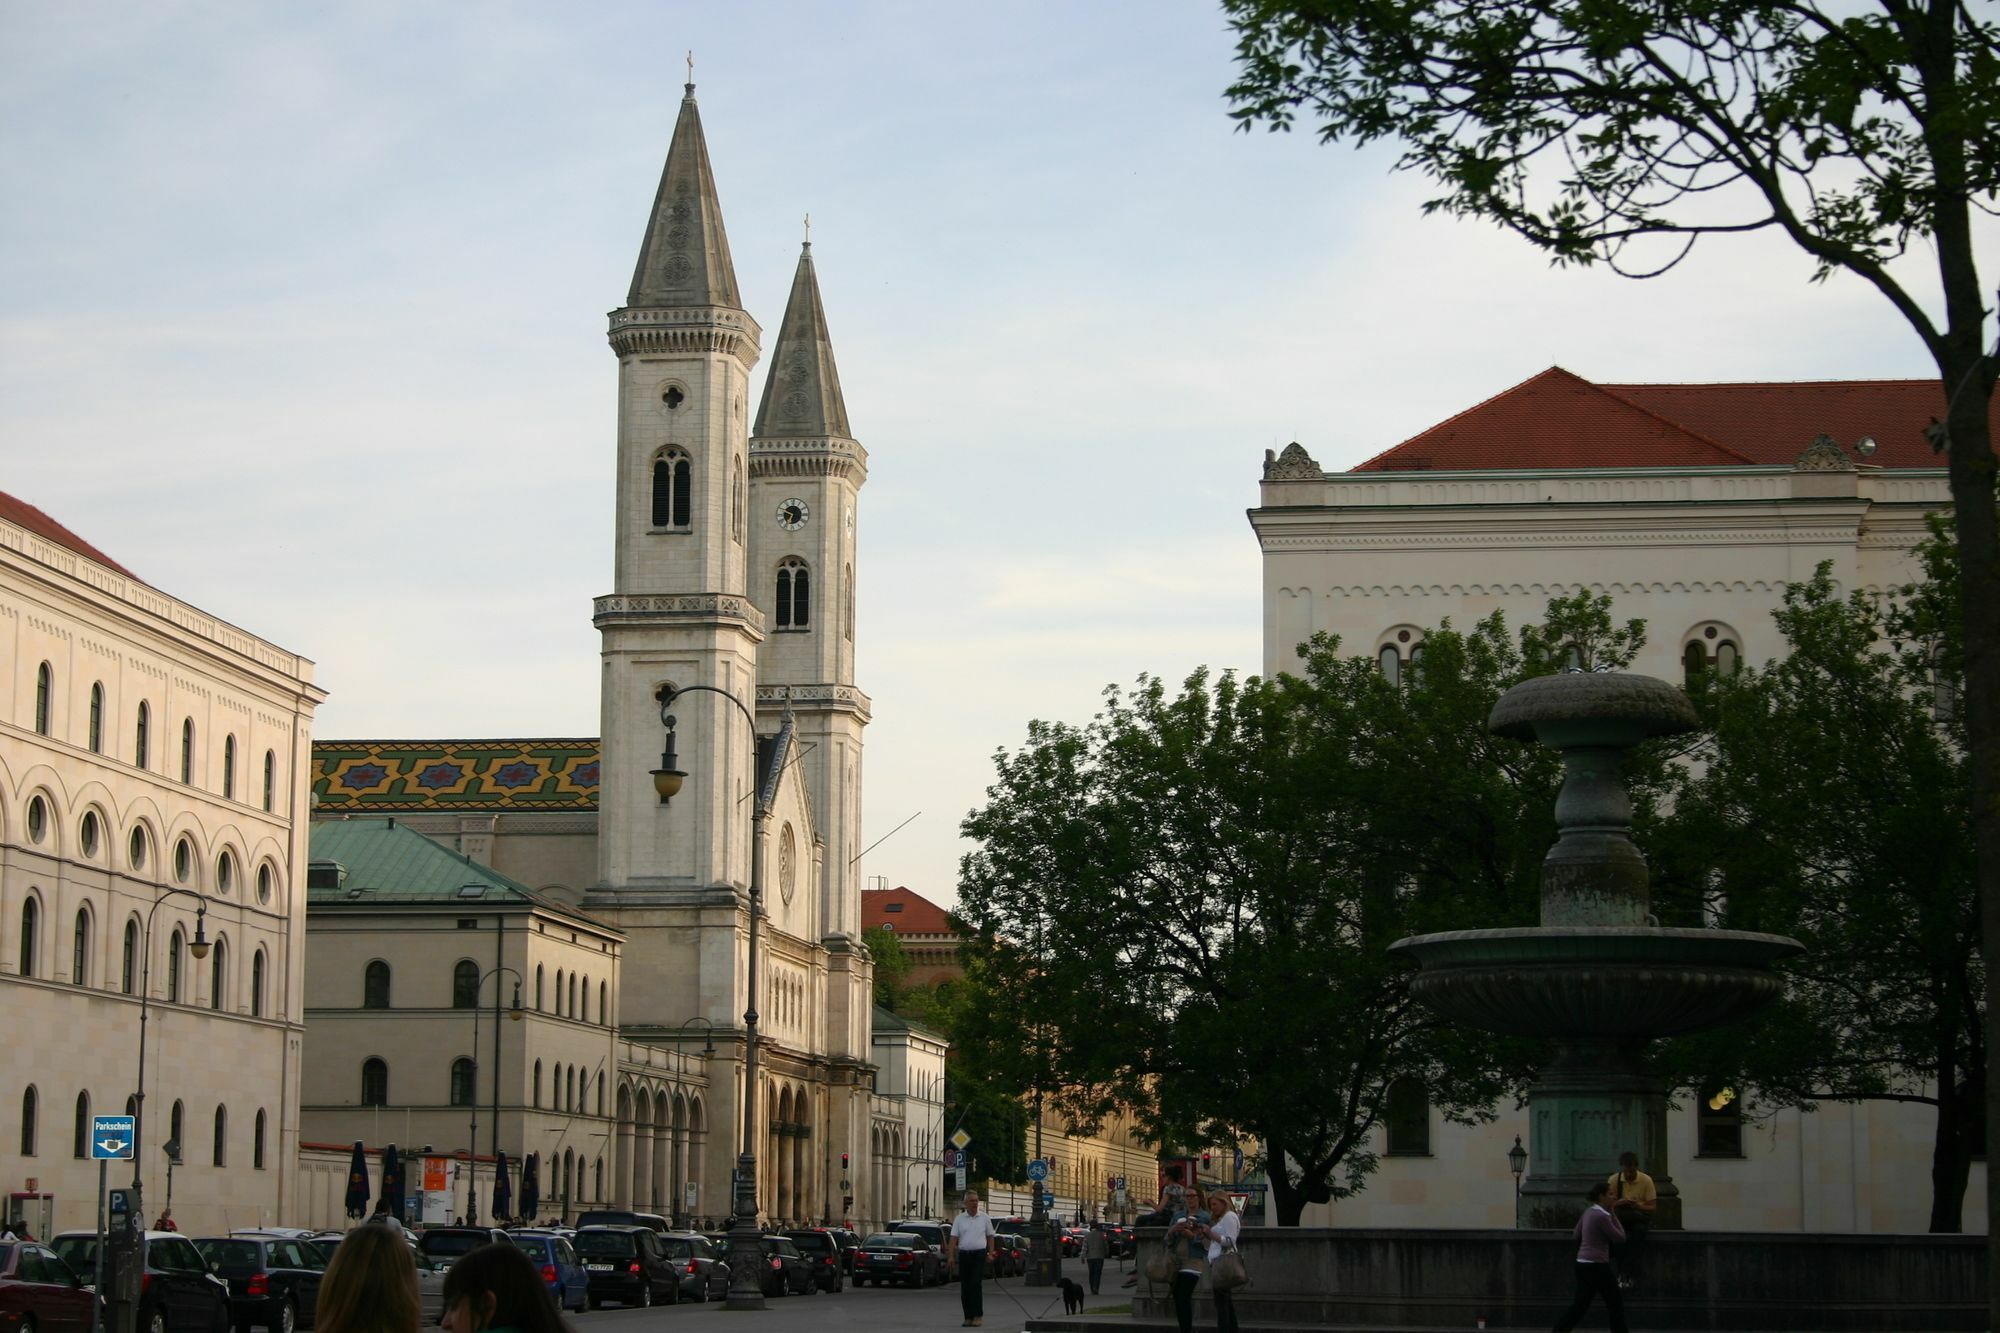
[777,498,810,530]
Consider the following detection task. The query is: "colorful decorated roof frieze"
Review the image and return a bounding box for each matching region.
[312,740,601,811]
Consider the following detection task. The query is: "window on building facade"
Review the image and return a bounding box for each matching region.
[254,1109,267,1169]
[212,1105,227,1165]
[263,751,276,812]
[257,864,273,906]
[26,796,46,844]
[1382,1077,1431,1156]
[20,1086,37,1156]
[34,662,52,735]
[168,1100,183,1156]
[652,451,693,529]
[555,969,565,1016]
[361,1059,389,1107]
[364,960,391,1009]
[535,964,544,1010]
[209,938,227,1011]
[223,736,236,800]
[450,1058,476,1107]
[167,929,183,1003]
[732,462,744,542]
[181,719,195,784]
[776,559,810,629]
[72,908,90,986]
[80,810,100,858]
[129,826,148,872]
[135,701,150,769]
[453,960,479,1008]
[89,683,104,752]
[217,851,235,896]
[533,1060,543,1108]
[1378,644,1401,685]
[73,1091,91,1158]
[1697,1084,1743,1157]
[19,897,39,976]
[174,837,192,884]
[122,920,138,995]
[251,949,266,1018]
[599,981,608,1025]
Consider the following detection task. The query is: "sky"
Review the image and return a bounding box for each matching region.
[1,1,1978,905]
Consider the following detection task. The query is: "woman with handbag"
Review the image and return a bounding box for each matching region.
[1204,1192,1243,1333]
[1161,1192,1210,1333]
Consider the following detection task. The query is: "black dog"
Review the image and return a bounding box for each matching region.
[1059,1278,1085,1314]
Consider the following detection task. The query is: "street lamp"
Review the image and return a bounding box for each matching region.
[1508,1134,1528,1227]
[904,1160,931,1219]
[467,967,524,1225]
[675,1016,718,1057]
[132,887,209,1216]
[653,682,795,1311]
[160,1139,182,1225]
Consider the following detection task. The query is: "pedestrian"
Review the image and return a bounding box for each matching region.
[943,1190,998,1328]
[1165,1192,1211,1333]
[440,1243,572,1333]
[1083,1224,1108,1295]
[153,1210,177,1232]
[1606,1151,1656,1289]
[1553,1182,1628,1333]
[316,1219,421,1333]
[1203,1192,1240,1333]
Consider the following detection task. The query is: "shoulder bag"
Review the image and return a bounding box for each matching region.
[1210,1238,1247,1291]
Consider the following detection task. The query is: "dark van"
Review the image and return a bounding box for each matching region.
[573,1211,669,1234]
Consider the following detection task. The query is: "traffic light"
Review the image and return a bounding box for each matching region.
[1201,1152,1212,1169]
[841,1151,850,1170]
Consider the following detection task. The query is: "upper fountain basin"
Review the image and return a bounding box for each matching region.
[1489,672,1699,749]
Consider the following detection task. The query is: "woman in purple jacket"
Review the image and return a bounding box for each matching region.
[1553,1182,1628,1333]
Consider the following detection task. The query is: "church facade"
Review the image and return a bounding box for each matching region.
[305,83,918,1230]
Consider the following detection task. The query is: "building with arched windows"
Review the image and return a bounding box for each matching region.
[300,82,911,1231]
[1251,368,1985,1234]
[0,489,324,1236]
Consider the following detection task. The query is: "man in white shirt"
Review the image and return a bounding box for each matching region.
[945,1191,998,1327]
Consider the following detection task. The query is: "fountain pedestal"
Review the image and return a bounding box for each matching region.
[1391,672,1801,1229]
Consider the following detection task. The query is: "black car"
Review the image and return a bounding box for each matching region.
[884,1221,952,1283]
[52,1232,230,1333]
[826,1228,861,1275]
[192,1237,325,1333]
[412,1228,510,1265]
[993,1232,1029,1279]
[572,1211,668,1235]
[780,1230,843,1293]
[755,1237,811,1297]
[656,1233,728,1302]
[851,1232,942,1288]
[573,1226,680,1308]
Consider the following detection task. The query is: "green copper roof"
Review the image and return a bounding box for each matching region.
[872,1003,944,1041]
[308,817,613,932]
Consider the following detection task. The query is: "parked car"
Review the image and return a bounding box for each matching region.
[0,1240,94,1333]
[656,1234,728,1303]
[1059,1226,1087,1257]
[497,1233,587,1314]
[412,1228,510,1267]
[755,1237,811,1298]
[851,1232,942,1288]
[883,1221,952,1283]
[780,1230,842,1293]
[1092,1222,1136,1258]
[192,1236,325,1333]
[572,1211,668,1235]
[572,1226,679,1308]
[993,1232,1029,1278]
[52,1232,230,1333]
[826,1228,861,1275]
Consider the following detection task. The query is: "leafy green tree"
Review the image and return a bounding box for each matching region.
[1221,0,1999,1273]
[1653,534,1978,1229]
[955,593,1652,1223]
[865,925,913,1010]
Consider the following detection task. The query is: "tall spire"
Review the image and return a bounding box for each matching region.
[752,240,850,438]
[626,83,741,309]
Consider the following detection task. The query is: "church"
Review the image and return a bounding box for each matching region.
[299,81,939,1231]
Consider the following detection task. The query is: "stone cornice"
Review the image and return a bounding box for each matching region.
[748,435,869,482]
[756,682,872,721]
[1258,464,1949,512]
[608,305,762,366]
[1284,576,1917,601]
[592,592,767,633]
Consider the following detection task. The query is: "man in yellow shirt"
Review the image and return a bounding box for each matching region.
[1606,1152,1655,1289]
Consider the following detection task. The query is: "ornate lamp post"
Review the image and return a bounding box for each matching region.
[132,888,209,1214]
[652,683,795,1311]
[671,1018,716,1226]
[1507,1135,1528,1227]
[467,967,524,1225]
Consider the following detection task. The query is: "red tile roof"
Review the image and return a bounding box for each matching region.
[0,490,136,577]
[862,886,957,936]
[1352,367,1973,473]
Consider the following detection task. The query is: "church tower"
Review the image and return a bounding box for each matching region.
[594,80,764,952]
[748,241,874,1061]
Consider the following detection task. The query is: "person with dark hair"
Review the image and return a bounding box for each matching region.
[440,1243,571,1333]
[1606,1151,1656,1289]
[1553,1182,1628,1333]
[317,1224,420,1333]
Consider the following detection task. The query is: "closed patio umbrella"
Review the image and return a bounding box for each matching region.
[343,1141,370,1219]
[492,1150,512,1224]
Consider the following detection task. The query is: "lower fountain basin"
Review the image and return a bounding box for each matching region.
[1389,926,1804,1039]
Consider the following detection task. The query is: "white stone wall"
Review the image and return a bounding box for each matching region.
[0,507,322,1236]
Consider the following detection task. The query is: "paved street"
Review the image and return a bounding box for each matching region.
[568,1271,1135,1333]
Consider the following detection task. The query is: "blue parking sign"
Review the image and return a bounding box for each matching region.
[91,1115,136,1160]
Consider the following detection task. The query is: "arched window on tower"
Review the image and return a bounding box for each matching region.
[777,559,810,630]
[135,701,150,770]
[364,960,391,1009]
[361,1058,388,1107]
[263,750,277,812]
[181,718,196,785]
[89,683,104,752]
[652,450,693,529]
[1378,644,1401,686]
[34,662,52,735]
[453,959,479,1009]
[450,1059,476,1107]
[845,564,854,642]
[223,735,237,800]
[732,458,744,543]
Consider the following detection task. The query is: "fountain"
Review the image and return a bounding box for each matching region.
[1390,670,1803,1228]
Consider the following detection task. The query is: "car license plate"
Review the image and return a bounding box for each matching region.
[587,1264,614,1272]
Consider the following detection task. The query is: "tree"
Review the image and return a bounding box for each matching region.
[954,593,1653,1223]
[1651,537,1978,1229]
[1222,0,1998,1281]
[865,925,913,1010]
